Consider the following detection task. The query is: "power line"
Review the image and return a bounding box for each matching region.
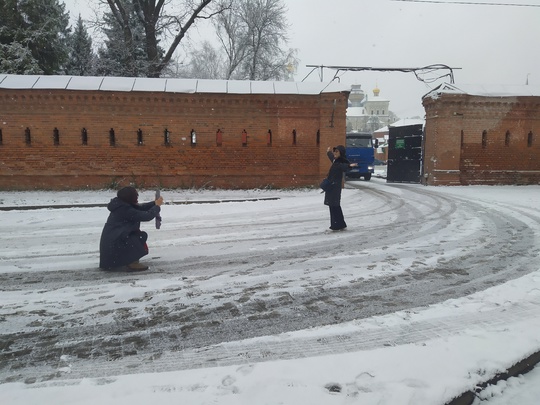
[303,64,462,85]
[391,0,540,6]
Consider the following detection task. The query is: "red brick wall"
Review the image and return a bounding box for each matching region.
[0,89,348,190]
[423,93,540,185]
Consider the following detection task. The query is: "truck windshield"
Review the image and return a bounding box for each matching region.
[346,137,372,148]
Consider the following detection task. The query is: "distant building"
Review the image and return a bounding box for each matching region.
[346,84,391,134]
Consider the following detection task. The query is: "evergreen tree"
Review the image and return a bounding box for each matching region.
[95,4,152,77]
[0,0,71,74]
[0,42,41,74]
[65,14,95,76]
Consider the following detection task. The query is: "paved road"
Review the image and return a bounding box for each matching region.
[1,181,539,384]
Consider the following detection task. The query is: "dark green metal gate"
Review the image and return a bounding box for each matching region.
[386,123,423,183]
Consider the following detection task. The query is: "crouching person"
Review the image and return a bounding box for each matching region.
[99,186,163,271]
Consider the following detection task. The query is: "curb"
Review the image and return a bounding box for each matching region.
[0,197,280,211]
[445,350,540,405]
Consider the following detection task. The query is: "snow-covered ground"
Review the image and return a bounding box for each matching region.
[1,176,540,405]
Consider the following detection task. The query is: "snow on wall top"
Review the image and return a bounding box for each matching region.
[389,118,424,128]
[0,74,350,95]
[424,83,540,99]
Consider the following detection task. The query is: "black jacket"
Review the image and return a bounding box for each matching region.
[99,197,160,268]
[324,151,352,206]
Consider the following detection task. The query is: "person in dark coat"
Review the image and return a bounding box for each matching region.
[99,186,163,271]
[324,145,358,231]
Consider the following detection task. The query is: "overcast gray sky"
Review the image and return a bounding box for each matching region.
[67,0,540,119]
[286,0,540,118]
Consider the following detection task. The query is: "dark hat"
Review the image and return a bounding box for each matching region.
[333,145,346,158]
[117,186,138,204]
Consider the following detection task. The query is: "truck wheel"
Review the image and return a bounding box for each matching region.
[364,173,372,181]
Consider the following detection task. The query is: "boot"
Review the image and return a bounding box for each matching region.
[126,261,149,271]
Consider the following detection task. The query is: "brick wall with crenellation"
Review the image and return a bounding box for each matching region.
[423,93,540,185]
[0,89,349,190]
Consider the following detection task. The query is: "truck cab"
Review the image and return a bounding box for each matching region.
[345,132,375,180]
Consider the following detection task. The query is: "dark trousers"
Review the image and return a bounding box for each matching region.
[329,206,347,230]
[100,230,148,269]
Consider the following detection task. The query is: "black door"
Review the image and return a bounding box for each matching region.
[387,124,423,183]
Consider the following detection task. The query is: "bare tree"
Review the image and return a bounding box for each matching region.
[240,0,290,80]
[186,0,295,81]
[213,2,249,79]
[181,40,225,79]
[102,0,231,77]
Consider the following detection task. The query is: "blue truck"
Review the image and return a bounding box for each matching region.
[345,132,375,181]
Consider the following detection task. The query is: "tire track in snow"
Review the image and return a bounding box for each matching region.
[1,182,539,383]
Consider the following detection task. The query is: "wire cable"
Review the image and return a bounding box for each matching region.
[304,64,461,84]
[391,0,540,7]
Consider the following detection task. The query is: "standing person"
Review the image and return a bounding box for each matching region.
[324,145,358,231]
[99,186,163,271]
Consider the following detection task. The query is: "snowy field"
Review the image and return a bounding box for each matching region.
[1,177,540,405]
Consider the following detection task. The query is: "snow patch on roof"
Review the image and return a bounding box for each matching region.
[251,81,275,94]
[424,83,540,99]
[226,80,252,94]
[389,118,424,128]
[0,74,351,95]
[132,77,167,92]
[0,74,40,89]
[33,75,72,89]
[100,77,135,91]
[66,76,104,90]
[274,81,299,94]
[165,78,196,93]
